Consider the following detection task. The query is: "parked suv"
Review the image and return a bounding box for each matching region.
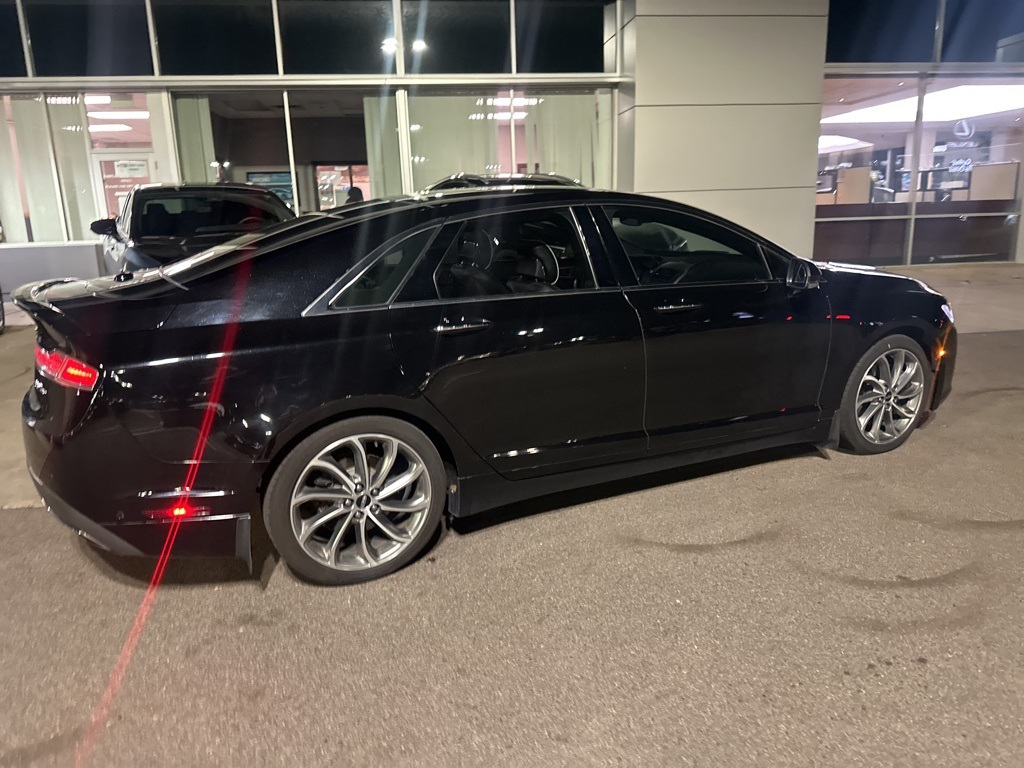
[91,183,295,274]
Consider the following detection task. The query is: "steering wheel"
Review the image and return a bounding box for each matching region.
[239,216,264,228]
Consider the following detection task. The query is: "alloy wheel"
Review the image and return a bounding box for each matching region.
[289,434,432,571]
[855,349,925,445]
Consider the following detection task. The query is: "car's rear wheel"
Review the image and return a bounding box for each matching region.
[839,334,931,455]
[264,417,445,585]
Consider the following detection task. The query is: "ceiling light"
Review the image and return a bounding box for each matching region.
[46,95,79,105]
[380,37,398,54]
[823,85,1024,124]
[87,110,150,120]
[818,134,873,153]
[84,94,111,105]
[412,39,427,52]
[410,124,421,131]
[88,124,133,133]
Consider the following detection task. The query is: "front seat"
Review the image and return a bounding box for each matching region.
[448,232,508,297]
[507,244,560,293]
[141,203,174,237]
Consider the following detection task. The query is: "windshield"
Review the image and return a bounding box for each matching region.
[133,190,293,239]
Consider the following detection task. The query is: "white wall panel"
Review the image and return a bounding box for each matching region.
[632,103,821,192]
[637,0,827,17]
[634,16,827,106]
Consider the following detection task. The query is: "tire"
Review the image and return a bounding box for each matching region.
[838,334,931,455]
[264,416,446,585]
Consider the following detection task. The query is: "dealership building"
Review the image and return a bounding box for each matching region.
[1,0,1023,292]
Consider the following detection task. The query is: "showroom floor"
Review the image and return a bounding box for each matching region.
[1,265,1023,766]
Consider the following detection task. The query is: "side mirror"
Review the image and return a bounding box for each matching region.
[90,218,118,237]
[786,258,822,290]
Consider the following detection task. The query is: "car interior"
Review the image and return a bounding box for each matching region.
[606,208,771,285]
[435,212,597,298]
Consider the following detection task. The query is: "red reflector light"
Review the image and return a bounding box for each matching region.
[835,314,852,321]
[34,345,100,391]
[143,504,210,520]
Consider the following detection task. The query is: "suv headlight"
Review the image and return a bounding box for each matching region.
[941,303,954,323]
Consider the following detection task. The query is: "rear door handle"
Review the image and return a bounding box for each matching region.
[654,302,703,313]
[433,319,493,335]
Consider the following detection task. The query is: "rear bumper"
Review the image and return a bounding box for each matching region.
[29,465,251,563]
[32,467,144,556]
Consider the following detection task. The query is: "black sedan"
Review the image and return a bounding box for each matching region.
[17,188,956,584]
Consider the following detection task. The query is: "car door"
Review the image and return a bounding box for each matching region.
[389,205,646,479]
[594,203,831,452]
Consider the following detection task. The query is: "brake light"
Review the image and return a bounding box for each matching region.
[34,345,100,391]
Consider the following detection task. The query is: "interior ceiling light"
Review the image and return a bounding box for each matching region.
[486,97,541,107]
[84,94,112,105]
[411,39,427,52]
[822,84,1024,124]
[88,124,133,133]
[87,110,150,120]
[46,95,79,105]
[818,134,873,153]
[380,37,398,54]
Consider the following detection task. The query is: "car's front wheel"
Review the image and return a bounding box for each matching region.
[839,334,931,455]
[264,416,445,585]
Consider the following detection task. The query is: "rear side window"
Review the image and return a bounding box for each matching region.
[432,208,597,299]
[603,206,771,286]
[170,213,424,321]
[331,228,437,309]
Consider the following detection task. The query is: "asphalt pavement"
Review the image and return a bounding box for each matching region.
[1,266,1023,766]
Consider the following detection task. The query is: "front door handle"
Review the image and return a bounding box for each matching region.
[433,319,493,335]
[654,302,703,313]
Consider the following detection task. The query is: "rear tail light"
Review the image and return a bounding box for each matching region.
[34,345,100,391]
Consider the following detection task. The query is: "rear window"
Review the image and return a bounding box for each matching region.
[134,190,292,238]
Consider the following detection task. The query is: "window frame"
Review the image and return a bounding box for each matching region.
[590,203,779,289]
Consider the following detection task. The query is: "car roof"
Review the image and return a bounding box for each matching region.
[316,187,781,250]
[133,182,281,195]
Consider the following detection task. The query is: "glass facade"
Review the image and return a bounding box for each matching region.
[816,76,1024,266]
[279,0,396,75]
[402,0,511,74]
[23,0,153,77]
[515,0,611,73]
[0,1,28,78]
[406,89,612,190]
[151,0,278,75]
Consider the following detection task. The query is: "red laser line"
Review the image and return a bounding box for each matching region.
[74,263,252,767]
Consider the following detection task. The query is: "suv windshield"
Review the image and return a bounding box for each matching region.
[133,189,293,239]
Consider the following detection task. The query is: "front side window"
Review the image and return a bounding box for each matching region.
[603,206,771,286]
[434,209,596,299]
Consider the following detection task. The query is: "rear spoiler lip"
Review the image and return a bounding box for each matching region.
[12,278,79,315]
